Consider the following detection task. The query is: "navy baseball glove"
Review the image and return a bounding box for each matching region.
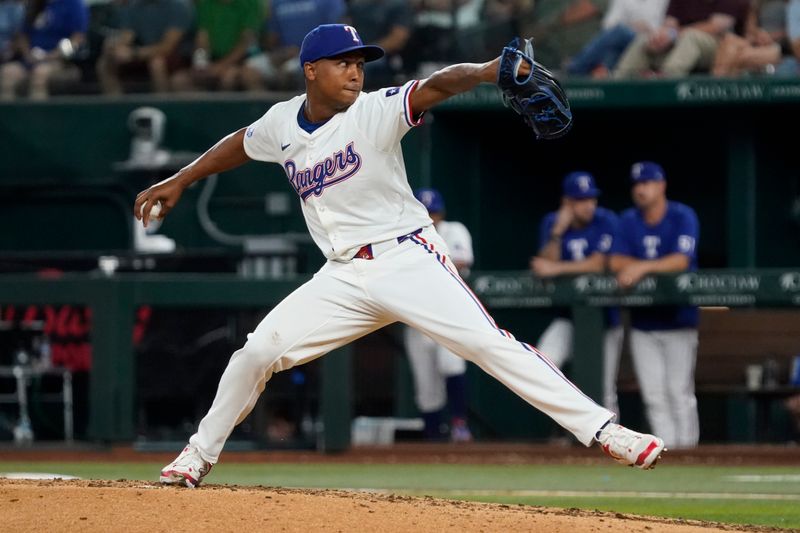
[497,37,573,140]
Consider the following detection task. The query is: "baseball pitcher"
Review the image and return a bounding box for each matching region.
[134,24,665,487]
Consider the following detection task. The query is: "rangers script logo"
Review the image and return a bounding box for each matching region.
[284,142,362,200]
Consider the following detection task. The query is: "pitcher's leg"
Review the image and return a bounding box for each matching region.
[191,267,385,463]
[373,234,613,446]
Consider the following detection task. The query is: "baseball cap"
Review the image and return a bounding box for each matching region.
[414,188,445,213]
[630,161,665,183]
[562,171,600,199]
[299,24,385,67]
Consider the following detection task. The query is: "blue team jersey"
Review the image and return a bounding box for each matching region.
[612,201,700,330]
[539,206,620,327]
[269,0,346,48]
[26,0,88,52]
[539,206,618,261]
[0,2,24,54]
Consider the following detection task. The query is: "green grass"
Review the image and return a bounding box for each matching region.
[2,462,799,529]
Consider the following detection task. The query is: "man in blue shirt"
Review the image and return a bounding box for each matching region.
[531,171,623,417]
[609,161,700,449]
[0,0,88,100]
[241,0,346,91]
[0,0,24,62]
[96,0,192,94]
[777,0,800,75]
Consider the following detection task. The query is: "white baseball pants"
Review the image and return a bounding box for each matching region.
[404,325,468,413]
[629,328,699,449]
[537,318,624,417]
[190,226,614,463]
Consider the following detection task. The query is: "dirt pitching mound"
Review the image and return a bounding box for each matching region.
[0,478,782,533]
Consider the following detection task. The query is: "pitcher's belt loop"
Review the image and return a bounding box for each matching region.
[354,227,423,260]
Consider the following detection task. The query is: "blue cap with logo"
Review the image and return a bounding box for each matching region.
[630,161,665,183]
[299,24,385,67]
[415,188,445,214]
[562,171,600,199]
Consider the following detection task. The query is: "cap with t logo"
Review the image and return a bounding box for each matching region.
[630,161,665,182]
[562,171,601,199]
[299,24,385,67]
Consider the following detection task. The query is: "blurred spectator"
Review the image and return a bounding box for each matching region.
[609,161,700,449]
[712,0,789,77]
[345,0,412,89]
[0,0,88,100]
[566,0,669,78]
[531,171,623,417]
[613,0,750,78]
[776,0,800,74]
[482,0,534,51]
[171,0,263,92]
[518,0,609,72]
[96,0,192,95]
[0,0,24,62]
[241,0,346,91]
[402,0,486,77]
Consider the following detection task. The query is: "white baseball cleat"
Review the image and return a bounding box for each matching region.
[596,423,666,470]
[160,444,212,488]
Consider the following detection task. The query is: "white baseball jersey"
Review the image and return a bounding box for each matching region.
[186,82,615,464]
[602,0,669,31]
[434,220,473,269]
[243,80,432,261]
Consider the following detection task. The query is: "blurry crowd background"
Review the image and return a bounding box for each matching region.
[0,0,799,100]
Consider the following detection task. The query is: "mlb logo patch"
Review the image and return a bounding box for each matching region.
[246,125,256,138]
[385,87,400,97]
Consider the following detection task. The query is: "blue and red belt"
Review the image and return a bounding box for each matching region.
[354,228,423,260]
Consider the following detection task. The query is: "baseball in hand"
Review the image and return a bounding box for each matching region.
[142,201,162,219]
